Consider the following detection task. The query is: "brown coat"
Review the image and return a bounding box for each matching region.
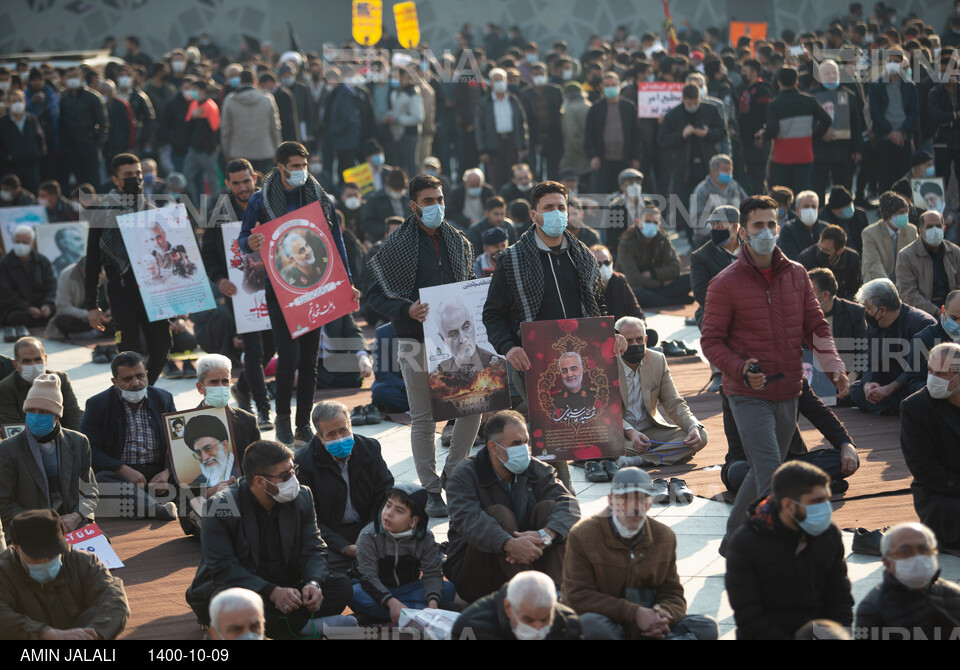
[561,512,686,639]
[895,237,960,316]
[617,351,702,436]
[861,219,918,283]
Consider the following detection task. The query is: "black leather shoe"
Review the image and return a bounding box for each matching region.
[669,478,694,505]
[364,404,382,424]
[585,461,610,482]
[350,405,367,425]
[852,527,884,556]
[163,360,183,379]
[674,340,698,356]
[662,341,686,357]
[275,416,294,446]
[294,424,314,445]
[653,478,670,505]
[257,409,274,431]
[603,460,620,480]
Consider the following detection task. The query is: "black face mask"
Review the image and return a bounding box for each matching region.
[622,344,645,364]
[816,251,834,266]
[865,308,882,330]
[122,176,143,195]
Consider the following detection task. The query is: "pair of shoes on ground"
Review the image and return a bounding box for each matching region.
[350,404,382,425]
[3,325,30,342]
[584,460,620,482]
[662,340,697,357]
[163,359,197,379]
[274,417,314,446]
[652,477,694,505]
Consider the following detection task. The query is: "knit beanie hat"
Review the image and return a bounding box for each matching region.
[23,373,63,418]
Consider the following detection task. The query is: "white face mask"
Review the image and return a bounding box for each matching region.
[12,242,31,257]
[611,513,645,539]
[492,80,507,93]
[532,75,547,87]
[119,386,147,404]
[20,363,45,385]
[626,183,642,199]
[118,76,132,89]
[799,208,818,226]
[927,373,959,399]
[268,475,299,503]
[885,61,902,75]
[893,554,938,590]
[10,102,25,115]
[599,264,613,283]
[512,620,551,640]
[344,196,362,210]
[66,77,81,90]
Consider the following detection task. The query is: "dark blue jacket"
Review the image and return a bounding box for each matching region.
[80,386,176,472]
[902,320,952,390]
[868,77,919,140]
[863,304,936,387]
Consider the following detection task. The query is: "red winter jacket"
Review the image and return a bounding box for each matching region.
[701,246,844,401]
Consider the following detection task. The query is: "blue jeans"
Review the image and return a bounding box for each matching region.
[350,578,457,621]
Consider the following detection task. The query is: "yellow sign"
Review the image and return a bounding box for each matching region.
[343,162,376,196]
[394,1,420,49]
[352,0,382,46]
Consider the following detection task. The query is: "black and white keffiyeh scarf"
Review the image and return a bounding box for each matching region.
[367,214,473,301]
[502,227,604,323]
[261,169,330,222]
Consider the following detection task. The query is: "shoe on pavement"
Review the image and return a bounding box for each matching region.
[163,360,183,379]
[852,527,884,556]
[15,325,29,338]
[364,404,382,424]
[257,409,274,431]
[674,340,698,356]
[294,424,314,445]
[181,360,197,378]
[350,405,367,425]
[661,340,686,357]
[2,326,15,343]
[584,461,610,483]
[425,492,449,518]
[275,416,294,446]
[831,479,849,496]
[154,502,177,521]
[684,316,698,327]
[603,460,620,480]
[652,478,670,505]
[669,478,694,505]
[231,383,253,413]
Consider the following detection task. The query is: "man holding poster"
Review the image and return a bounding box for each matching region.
[367,174,480,518]
[84,153,171,386]
[239,142,359,446]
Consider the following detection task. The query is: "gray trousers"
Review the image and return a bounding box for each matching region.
[580,613,719,640]
[398,341,480,494]
[182,148,220,204]
[724,395,800,537]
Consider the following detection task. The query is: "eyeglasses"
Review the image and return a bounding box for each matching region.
[888,544,935,560]
[190,442,224,461]
[260,464,299,483]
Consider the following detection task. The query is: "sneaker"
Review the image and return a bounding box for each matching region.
[350,405,367,425]
[425,492,449,518]
[295,424,314,445]
[669,478,694,505]
[231,384,253,413]
[181,360,197,378]
[163,360,183,379]
[275,416,294,446]
[364,404,382,424]
[257,409,274,431]
[154,502,177,520]
[653,478,670,505]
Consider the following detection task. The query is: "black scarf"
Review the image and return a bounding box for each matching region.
[367,214,473,301]
[501,227,604,323]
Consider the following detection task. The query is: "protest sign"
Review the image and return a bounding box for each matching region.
[352,0,382,45]
[221,221,270,334]
[35,221,88,278]
[637,82,684,118]
[254,201,357,338]
[0,205,47,253]
[343,162,376,195]
[912,177,945,211]
[814,89,851,140]
[521,317,623,462]
[65,523,124,570]
[162,406,241,493]
[420,277,511,421]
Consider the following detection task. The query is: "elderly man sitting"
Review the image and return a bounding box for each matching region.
[615,317,707,470]
[901,343,960,553]
[294,401,394,574]
[896,210,960,317]
[452,570,584,640]
[563,468,719,640]
[209,587,265,641]
[0,225,56,341]
[850,279,937,415]
[856,522,960,639]
[777,190,827,261]
[444,410,580,603]
[0,337,83,429]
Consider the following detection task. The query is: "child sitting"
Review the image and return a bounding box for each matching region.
[351,482,457,622]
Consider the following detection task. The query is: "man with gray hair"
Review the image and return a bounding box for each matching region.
[856,522,960,638]
[0,224,56,341]
[209,587,265,640]
[690,154,748,245]
[452,568,584,640]
[851,278,936,415]
[777,190,827,261]
[901,342,960,553]
[294,401,394,574]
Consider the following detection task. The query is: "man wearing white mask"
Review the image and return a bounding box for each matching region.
[444,410,579,603]
[453,569,585,640]
[475,67,529,190]
[0,89,46,196]
[0,337,83,429]
[186,439,354,640]
[901,342,960,554]
[563,468,719,640]
[856,522,960,638]
[776,190,827,261]
[896,210,960,317]
[191,353,259,476]
[80,351,178,521]
[0,225,56,341]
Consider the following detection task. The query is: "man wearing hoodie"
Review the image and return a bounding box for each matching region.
[221,69,282,175]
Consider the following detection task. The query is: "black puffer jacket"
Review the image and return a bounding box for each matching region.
[725,495,854,639]
[452,584,583,640]
[856,570,960,639]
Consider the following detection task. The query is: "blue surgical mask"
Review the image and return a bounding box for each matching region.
[539,210,567,237]
[24,553,62,584]
[717,172,733,184]
[467,186,483,197]
[286,168,308,188]
[143,173,155,186]
[793,500,833,536]
[893,213,910,229]
[603,86,619,99]
[941,313,960,339]
[640,222,659,238]
[25,412,56,437]
[204,386,231,408]
[371,154,385,167]
[823,81,840,90]
[840,204,855,219]
[325,434,355,459]
[229,76,241,89]
[418,203,445,229]
[496,443,531,474]
[925,165,936,178]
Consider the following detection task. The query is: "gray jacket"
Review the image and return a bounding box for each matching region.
[355,520,444,607]
[221,86,282,161]
[444,446,580,573]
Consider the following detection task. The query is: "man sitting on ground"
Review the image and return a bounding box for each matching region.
[444,410,580,603]
[725,461,853,639]
[209,587,265,641]
[563,467,719,640]
[799,224,862,300]
[0,336,83,429]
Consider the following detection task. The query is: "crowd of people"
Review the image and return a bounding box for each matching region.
[1,1,960,641]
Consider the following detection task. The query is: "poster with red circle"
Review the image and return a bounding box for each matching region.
[253,201,357,338]
[521,317,623,462]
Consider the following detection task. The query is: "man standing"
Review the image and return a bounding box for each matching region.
[520,62,563,180]
[736,60,772,196]
[186,440,354,640]
[366,174,479,517]
[85,153,171,386]
[868,48,918,192]
[563,468,718,640]
[182,79,221,205]
[701,195,848,549]
[725,461,853,639]
[0,88,46,195]
[584,71,639,196]
[58,66,106,189]
[238,141,359,446]
[220,69,281,175]
[475,68,528,190]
